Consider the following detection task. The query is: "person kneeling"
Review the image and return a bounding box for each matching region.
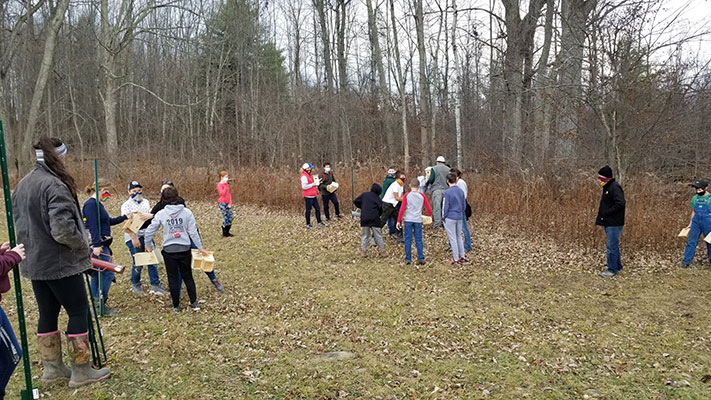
[144,186,210,312]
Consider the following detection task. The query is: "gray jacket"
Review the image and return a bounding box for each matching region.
[12,162,91,280]
[144,204,203,253]
[430,163,450,191]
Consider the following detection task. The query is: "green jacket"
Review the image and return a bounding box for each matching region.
[381,176,396,199]
[318,171,337,195]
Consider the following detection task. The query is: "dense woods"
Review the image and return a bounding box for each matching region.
[1,0,709,179]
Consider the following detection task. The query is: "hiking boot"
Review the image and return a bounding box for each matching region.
[66,333,111,388]
[130,284,144,295]
[416,260,426,266]
[37,331,71,383]
[599,270,616,278]
[189,301,200,311]
[211,279,224,292]
[101,304,119,317]
[149,284,169,295]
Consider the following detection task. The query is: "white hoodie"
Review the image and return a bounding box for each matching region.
[144,204,203,252]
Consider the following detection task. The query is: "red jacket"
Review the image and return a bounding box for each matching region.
[301,171,318,198]
[217,182,232,206]
[0,249,22,303]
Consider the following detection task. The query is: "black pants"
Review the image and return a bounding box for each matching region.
[380,202,401,233]
[162,250,197,308]
[304,197,322,225]
[32,274,89,334]
[321,193,341,220]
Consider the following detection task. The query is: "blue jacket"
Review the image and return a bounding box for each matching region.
[82,198,127,247]
[442,185,466,222]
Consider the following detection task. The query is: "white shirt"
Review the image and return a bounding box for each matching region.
[456,179,468,199]
[382,181,403,206]
[120,197,151,242]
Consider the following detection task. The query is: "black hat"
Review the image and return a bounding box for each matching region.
[128,180,142,190]
[598,166,613,178]
[690,180,708,189]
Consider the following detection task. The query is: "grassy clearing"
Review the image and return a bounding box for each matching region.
[3,199,711,399]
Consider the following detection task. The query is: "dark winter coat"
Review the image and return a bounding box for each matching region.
[353,184,383,227]
[596,179,626,227]
[318,171,337,195]
[12,162,91,281]
[381,176,396,199]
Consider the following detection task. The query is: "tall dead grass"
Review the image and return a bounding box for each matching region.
[64,159,693,252]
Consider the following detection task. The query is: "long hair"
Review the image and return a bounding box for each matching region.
[33,137,79,201]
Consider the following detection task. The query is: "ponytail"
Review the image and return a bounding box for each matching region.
[33,137,79,202]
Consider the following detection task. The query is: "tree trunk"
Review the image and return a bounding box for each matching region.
[19,0,70,172]
[414,0,430,167]
[533,0,555,168]
[390,0,408,172]
[366,0,394,157]
[313,0,333,91]
[452,0,462,168]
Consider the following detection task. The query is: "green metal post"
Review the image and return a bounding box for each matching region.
[351,167,355,212]
[93,159,104,316]
[0,121,39,399]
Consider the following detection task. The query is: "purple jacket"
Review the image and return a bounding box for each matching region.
[0,250,22,302]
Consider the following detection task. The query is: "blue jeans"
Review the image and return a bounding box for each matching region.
[682,217,711,265]
[304,197,322,225]
[462,216,471,251]
[90,246,114,300]
[604,226,624,273]
[387,217,396,235]
[127,237,161,287]
[321,193,341,220]
[403,221,424,261]
[0,307,21,398]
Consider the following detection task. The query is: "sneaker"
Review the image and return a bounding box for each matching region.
[404,260,412,265]
[326,218,331,222]
[306,224,313,229]
[680,262,691,269]
[336,214,343,219]
[360,249,367,258]
[211,279,224,292]
[131,284,144,295]
[416,260,426,265]
[317,222,326,227]
[599,270,616,278]
[149,284,169,295]
[101,304,119,316]
[189,301,200,311]
[450,259,460,265]
[459,257,470,264]
[171,306,181,313]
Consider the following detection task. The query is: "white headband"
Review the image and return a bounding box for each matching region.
[36,143,67,161]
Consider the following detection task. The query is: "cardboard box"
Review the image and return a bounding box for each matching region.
[191,250,215,272]
[133,251,159,266]
[678,227,690,238]
[422,215,433,225]
[705,232,711,245]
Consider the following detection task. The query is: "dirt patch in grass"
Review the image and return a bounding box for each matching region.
[3,201,711,399]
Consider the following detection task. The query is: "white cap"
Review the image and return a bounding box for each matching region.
[436,156,445,163]
[302,163,312,170]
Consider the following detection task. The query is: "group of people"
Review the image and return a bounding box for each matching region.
[300,162,343,228]
[0,137,235,394]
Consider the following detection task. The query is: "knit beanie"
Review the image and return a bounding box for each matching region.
[598,166,613,178]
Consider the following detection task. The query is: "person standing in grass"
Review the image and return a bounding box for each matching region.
[300,163,325,228]
[381,168,397,233]
[83,178,131,316]
[442,172,468,264]
[380,170,406,241]
[0,241,25,397]
[217,171,235,237]
[428,156,451,228]
[318,162,343,221]
[145,186,209,313]
[595,165,626,277]
[122,180,169,296]
[396,178,432,265]
[451,168,472,252]
[353,183,385,256]
[681,180,711,268]
[152,182,224,292]
[13,137,110,387]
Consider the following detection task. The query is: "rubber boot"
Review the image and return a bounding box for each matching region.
[225,224,234,237]
[37,331,71,383]
[66,333,111,388]
[221,226,229,237]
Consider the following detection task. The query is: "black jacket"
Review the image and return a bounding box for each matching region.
[318,171,337,195]
[596,179,625,226]
[353,184,383,227]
